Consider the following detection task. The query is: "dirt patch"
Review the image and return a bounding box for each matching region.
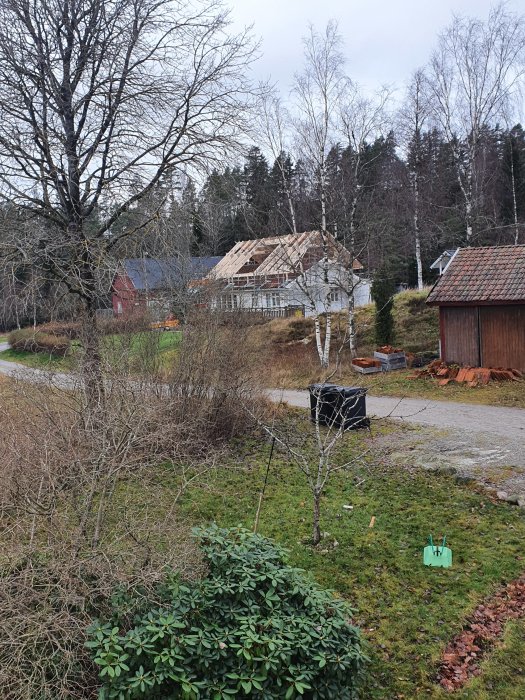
[437,574,525,691]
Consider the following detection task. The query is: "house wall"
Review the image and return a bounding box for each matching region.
[440,307,480,365]
[112,272,140,315]
[287,264,371,317]
[209,264,371,316]
[440,304,525,370]
[479,305,525,370]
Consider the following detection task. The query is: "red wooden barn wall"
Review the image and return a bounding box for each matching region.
[440,304,525,370]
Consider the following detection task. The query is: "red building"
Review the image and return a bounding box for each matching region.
[112,257,222,316]
[427,245,525,370]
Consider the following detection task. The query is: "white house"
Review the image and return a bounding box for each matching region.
[203,231,371,317]
[430,249,459,276]
[286,261,371,316]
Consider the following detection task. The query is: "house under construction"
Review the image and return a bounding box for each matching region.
[205,231,371,317]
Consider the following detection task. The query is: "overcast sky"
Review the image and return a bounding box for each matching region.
[229,0,525,98]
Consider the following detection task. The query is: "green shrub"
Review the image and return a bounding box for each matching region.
[87,525,365,699]
[8,328,71,356]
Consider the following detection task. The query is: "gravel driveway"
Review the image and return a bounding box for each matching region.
[1,346,524,497]
[268,388,525,499]
[268,389,525,441]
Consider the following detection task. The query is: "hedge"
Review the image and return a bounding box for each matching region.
[8,328,71,357]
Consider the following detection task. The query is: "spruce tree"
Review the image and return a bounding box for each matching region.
[372,265,396,347]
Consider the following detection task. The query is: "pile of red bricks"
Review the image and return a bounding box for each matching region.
[375,345,404,354]
[351,357,382,369]
[408,359,523,387]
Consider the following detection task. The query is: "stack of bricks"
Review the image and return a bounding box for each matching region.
[407,359,523,387]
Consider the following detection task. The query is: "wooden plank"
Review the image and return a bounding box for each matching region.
[479,305,525,371]
[441,307,480,366]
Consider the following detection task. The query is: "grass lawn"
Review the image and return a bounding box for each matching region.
[0,330,181,372]
[112,419,525,699]
[0,345,73,370]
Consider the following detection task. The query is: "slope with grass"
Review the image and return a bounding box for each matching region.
[257,290,525,408]
[111,419,525,700]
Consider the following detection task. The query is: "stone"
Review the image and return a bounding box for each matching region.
[517,495,525,508]
[503,493,520,505]
[455,474,475,485]
[496,490,509,501]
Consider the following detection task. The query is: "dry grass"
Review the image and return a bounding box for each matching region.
[249,291,525,409]
[263,344,525,408]
[0,311,268,699]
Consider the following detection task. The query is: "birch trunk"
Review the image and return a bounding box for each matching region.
[413,173,423,290]
[510,146,520,244]
[314,315,324,366]
[346,190,358,355]
[321,312,332,368]
[348,292,357,357]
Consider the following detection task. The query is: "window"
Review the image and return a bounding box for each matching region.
[327,289,340,304]
[265,292,280,308]
[116,300,123,314]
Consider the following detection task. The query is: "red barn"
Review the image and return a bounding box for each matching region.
[112,257,222,316]
[427,245,525,370]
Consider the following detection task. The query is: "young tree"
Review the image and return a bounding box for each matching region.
[426,3,525,243]
[293,21,351,368]
[0,0,256,401]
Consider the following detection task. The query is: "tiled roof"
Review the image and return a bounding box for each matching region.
[121,256,222,290]
[427,245,525,305]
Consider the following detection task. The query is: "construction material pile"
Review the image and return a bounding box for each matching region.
[375,345,404,354]
[408,359,523,387]
[351,357,382,374]
[374,347,407,371]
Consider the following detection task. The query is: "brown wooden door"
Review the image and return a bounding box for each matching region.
[479,305,525,370]
[441,307,480,366]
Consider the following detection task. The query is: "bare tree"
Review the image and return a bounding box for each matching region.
[0,0,257,400]
[253,388,369,546]
[426,3,525,243]
[339,85,391,349]
[398,69,429,290]
[293,21,351,369]
[258,92,297,234]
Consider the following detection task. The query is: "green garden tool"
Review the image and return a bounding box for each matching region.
[423,535,452,568]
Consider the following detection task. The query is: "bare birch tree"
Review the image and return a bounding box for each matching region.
[426,3,525,243]
[339,85,391,349]
[0,0,257,401]
[398,69,429,290]
[293,21,351,369]
[258,93,298,234]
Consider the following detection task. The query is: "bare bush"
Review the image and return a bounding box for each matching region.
[0,312,266,698]
[169,308,268,441]
[8,327,71,356]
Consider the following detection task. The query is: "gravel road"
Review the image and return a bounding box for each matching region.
[267,388,525,442]
[1,343,525,485]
